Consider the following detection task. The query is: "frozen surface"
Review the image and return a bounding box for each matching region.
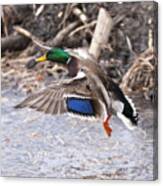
[1,88,155,180]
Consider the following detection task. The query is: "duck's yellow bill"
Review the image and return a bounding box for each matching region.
[36,54,47,62]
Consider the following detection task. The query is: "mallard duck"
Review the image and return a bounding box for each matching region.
[16,48,138,137]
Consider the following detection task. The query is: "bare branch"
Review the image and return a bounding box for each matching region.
[14,26,51,50]
[48,21,79,47]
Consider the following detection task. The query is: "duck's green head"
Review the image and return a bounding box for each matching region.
[36,48,70,64]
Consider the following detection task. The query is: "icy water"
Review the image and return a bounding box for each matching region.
[1,88,155,180]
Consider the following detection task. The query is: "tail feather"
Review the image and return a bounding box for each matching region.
[108,80,138,126]
[117,112,137,130]
[124,95,138,124]
[121,95,138,125]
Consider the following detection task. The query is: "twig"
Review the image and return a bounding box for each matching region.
[1,7,9,36]
[72,7,88,24]
[113,14,126,26]
[35,5,45,17]
[59,3,77,28]
[148,29,153,49]
[148,18,153,49]
[126,35,134,53]
[69,20,97,37]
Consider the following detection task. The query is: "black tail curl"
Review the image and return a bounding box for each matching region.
[109,80,139,125]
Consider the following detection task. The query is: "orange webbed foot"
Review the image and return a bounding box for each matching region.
[103,115,112,137]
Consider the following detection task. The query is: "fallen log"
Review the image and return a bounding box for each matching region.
[1,34,30,54]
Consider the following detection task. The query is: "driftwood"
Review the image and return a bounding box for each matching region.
[1,34,30,53]
[69,20,96,37]
[89,8,113,59]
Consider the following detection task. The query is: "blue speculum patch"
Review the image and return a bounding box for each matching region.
[67,97,95,116]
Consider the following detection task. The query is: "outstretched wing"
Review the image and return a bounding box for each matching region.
[15,76,104,118]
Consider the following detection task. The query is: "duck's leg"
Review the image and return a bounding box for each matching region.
[103,114,112,137]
